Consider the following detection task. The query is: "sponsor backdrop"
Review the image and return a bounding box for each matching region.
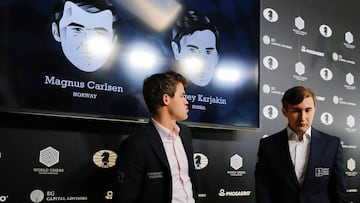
[0,0,359,203]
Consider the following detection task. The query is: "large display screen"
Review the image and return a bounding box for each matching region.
[0,0,259,129]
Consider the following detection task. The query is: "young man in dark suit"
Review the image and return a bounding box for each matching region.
[255,85,348,203]
[114,70,197,203]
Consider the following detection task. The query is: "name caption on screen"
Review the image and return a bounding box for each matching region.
[185,94,227,105]
[44,75,124,93]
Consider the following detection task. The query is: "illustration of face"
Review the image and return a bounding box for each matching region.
[172,30,219,86]
[52,1,116,72]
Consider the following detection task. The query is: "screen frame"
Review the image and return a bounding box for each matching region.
[0,0,260,130]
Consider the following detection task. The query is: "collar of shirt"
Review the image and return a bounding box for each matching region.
[287,126,312,142]
[151,118,180,141]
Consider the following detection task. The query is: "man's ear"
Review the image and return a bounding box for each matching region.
[281,107,287,117]
[52,22,61,42]
[162,94,170,105]
[171,41,180,60]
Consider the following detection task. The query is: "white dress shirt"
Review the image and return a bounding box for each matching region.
[152,119,195,203]
[287,126,311,185]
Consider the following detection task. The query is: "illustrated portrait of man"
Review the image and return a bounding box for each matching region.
[52,0,118,72]
[171,10,219,87]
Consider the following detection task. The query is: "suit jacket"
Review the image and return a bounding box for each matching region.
[114,121,198,203]
[255,128,347,203]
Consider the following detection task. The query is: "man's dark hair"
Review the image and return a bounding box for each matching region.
[281,86,317,109]
[172,10,219,52]
[143,70,188,114]
[53,0,118,31]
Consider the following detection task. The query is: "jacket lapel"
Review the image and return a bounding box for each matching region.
[302,129,323,186]
[179,126,192,161]
[147,122,171,170]
[277,130,301,188]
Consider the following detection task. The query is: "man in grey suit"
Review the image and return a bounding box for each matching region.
[114,70,198,203]
[255,85,347,203]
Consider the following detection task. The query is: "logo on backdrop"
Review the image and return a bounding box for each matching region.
[345,115,357,133]
[30,189,87,202]
[293,16,307,36]
[341,141,358,149]
[263,8,278,22]
[319,24,332,38]
[105,191,113,200]
[316,95,326,102]
[262,35,293,49]
[300,46,325,57]
[33,146,64,175]
[227,154,246,177]
[262,35,271,45]
[30,189,44,203]
[263,56,278,70]
[262,84,283,95]
[193,153,208,170]
[332,52,356,65]
[345,72,356,90]
[347,188,358,193]
[262,85,271,94]
[263,105,279,120]
[0,195,9,202]
[39,146,59,167]
[320,68,333,81]
[346,158,358,177]
[320,112,333,126]
[293,62,308,81]
[218,189,251,197]
[93,150,117,168]
[344,31,355,49]
[332,96,356,106]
